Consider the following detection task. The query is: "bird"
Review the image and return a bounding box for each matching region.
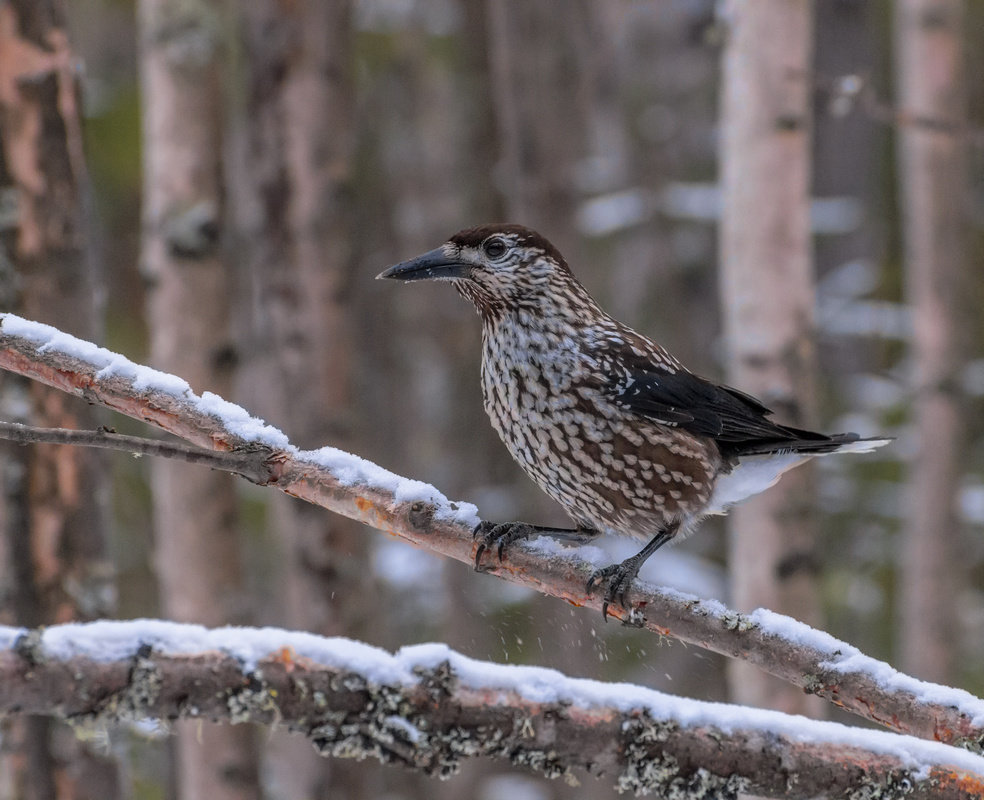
[378,224,890,619]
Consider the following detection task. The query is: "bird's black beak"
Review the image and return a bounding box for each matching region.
[377,247,470,282]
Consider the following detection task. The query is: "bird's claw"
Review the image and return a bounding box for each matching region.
[586,562,640,622]
[473,521,535,570]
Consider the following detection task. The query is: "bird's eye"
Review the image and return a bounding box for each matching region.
[483,237,507,260]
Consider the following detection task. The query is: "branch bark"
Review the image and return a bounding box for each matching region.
[0,314,983,753]
[0,621,981,800]
[0,421,273,477]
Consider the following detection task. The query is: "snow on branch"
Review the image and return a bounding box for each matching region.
[1,313,983,753]
[1,620,982,800]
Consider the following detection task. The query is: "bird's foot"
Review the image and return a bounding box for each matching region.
[586,527,678,622]
[586,559,643,622]
[473,521,538,570]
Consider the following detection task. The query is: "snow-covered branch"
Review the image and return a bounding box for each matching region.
[1,313,983,753]
[1,620,982,799]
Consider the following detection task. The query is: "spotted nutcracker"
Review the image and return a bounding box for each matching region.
[379,224,890,618]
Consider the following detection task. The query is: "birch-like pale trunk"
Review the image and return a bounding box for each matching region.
[137,1,260,798]
[894,0,968,684]
[719,0,825,722]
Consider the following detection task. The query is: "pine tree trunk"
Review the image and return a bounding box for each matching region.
[894,0,968,684]
[486,0,588,238]
[0,2,118,796]
[228,1,372,795]
[719,0,825,721]
[137,1,260,798]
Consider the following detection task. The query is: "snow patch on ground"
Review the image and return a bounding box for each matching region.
[1,620,982,780]
[0,626,21,652]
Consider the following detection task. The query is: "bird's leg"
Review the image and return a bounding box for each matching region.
[473,521,595,570]
[586,522,680,621]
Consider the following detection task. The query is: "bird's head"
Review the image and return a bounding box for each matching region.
[378,224,584,318]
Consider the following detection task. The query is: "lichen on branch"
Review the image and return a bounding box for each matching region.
[0,620,981,799]
[0,312,983,753]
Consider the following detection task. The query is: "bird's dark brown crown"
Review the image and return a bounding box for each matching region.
[450,223,569,269]
[439,222,598,322]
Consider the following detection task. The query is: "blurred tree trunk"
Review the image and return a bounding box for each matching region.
[458,0,505,225]
[485,0,603,706]
[894,0,968,684]
[812,1,881,278]
[137,1,260,799]
[0,2,118,797]
[486,0,589,242]
[229,2,375,796]
[718,0,825,721]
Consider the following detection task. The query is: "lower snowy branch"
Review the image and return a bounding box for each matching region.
[0,621,981,800]
[1,313,983,753]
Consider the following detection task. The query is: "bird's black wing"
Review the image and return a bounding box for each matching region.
[609,365,846,457]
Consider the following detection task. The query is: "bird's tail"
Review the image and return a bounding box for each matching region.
[706,434,891,514]
[822,435,894,455]
[734,431,892,458]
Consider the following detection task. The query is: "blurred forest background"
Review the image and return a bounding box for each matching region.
[0,0,983,798]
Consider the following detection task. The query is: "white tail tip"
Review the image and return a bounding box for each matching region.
[831,437,893,455]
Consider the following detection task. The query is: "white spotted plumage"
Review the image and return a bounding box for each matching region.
[470,246,719,543]
[380,223,891,615]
